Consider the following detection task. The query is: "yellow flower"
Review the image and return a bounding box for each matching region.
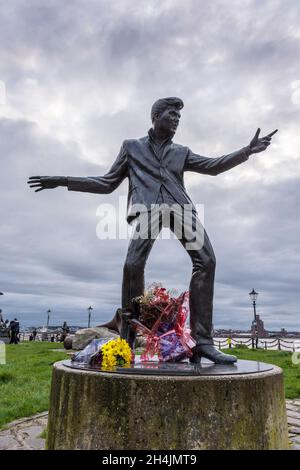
[101,338,132,370]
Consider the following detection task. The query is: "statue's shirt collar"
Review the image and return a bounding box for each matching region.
[147,128,173,161]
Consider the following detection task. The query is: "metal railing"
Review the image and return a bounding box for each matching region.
[8,332,300,352]
[213,337,300,352]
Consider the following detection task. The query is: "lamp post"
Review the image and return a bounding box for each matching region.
[249,289,258,348]
[46,309,51,329]
[87,306,93,328]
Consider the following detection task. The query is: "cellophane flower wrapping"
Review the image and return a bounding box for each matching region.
[131,283,196,362]
[72,338,111,364]
[72,337,133,369]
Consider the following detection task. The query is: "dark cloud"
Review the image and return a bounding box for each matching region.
[0,0,299,329]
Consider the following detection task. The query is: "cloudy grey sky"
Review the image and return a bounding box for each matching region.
[0,0,299,329]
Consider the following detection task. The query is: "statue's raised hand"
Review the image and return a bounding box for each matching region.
[249,128,278,154]
[27,176,67,192]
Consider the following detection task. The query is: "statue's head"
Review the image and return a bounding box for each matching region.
[151,97,184,136]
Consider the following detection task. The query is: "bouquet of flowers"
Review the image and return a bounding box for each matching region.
[72,337,133,370]
[130,283,196,362]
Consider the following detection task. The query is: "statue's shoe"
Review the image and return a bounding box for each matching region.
[97,308,123,333]
[189,344,237,365]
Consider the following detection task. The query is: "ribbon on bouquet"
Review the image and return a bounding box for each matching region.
[130,288,196,362]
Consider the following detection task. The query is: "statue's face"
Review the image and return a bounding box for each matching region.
[154,106,181,135]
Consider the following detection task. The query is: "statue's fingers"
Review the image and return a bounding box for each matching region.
[27,179,40,184]
[267,129,278,137]
[35,187,44,192]
[29,176,41,180]
[253,128,261,140]
[29,184,43,188]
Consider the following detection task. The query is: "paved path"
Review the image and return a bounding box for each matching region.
[0,412,47,450]
[1,402,300,450]
[286,399,300,450]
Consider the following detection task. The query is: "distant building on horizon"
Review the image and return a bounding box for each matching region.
[251,314,268,338]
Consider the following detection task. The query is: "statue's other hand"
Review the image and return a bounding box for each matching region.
[27,176,66,192]
[249,128,278,154]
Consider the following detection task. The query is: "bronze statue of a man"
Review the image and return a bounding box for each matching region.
[28,97,277,364]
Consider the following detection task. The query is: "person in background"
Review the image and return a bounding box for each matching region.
[61,321,70,342]
[9,319,20,344]
[0,309,5,328]
[9,320,16,344]
[14,318,20,343]
[32,328,37,341]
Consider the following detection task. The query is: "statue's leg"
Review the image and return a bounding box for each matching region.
[122,210,160,309]
[187,230,216,346]
[170,209,215,345]
[185,231,238,363]
[100,210,160,338]
[121,211,160,347]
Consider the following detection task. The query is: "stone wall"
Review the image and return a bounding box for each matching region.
[47,361,289,450]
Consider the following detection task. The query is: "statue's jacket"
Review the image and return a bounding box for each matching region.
[67,134,249,223]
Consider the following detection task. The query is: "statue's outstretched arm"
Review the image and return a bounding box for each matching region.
[184,129,277,176]
[28,142,128,194]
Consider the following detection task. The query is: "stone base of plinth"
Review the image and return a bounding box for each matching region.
[46,360,289,450]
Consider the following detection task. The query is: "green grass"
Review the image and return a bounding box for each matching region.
[0,342,67,429]
[39,428,47,440]
[222,347,300,399]
[0,342,299,429]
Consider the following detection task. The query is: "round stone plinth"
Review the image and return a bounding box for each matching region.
[46,360,289,450]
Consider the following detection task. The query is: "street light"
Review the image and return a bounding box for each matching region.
[249,288,258,320]
[249,289,259,347]
[47,309,51,329]
[87,306,93,328]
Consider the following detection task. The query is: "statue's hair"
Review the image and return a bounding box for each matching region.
[151,97,184,123]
